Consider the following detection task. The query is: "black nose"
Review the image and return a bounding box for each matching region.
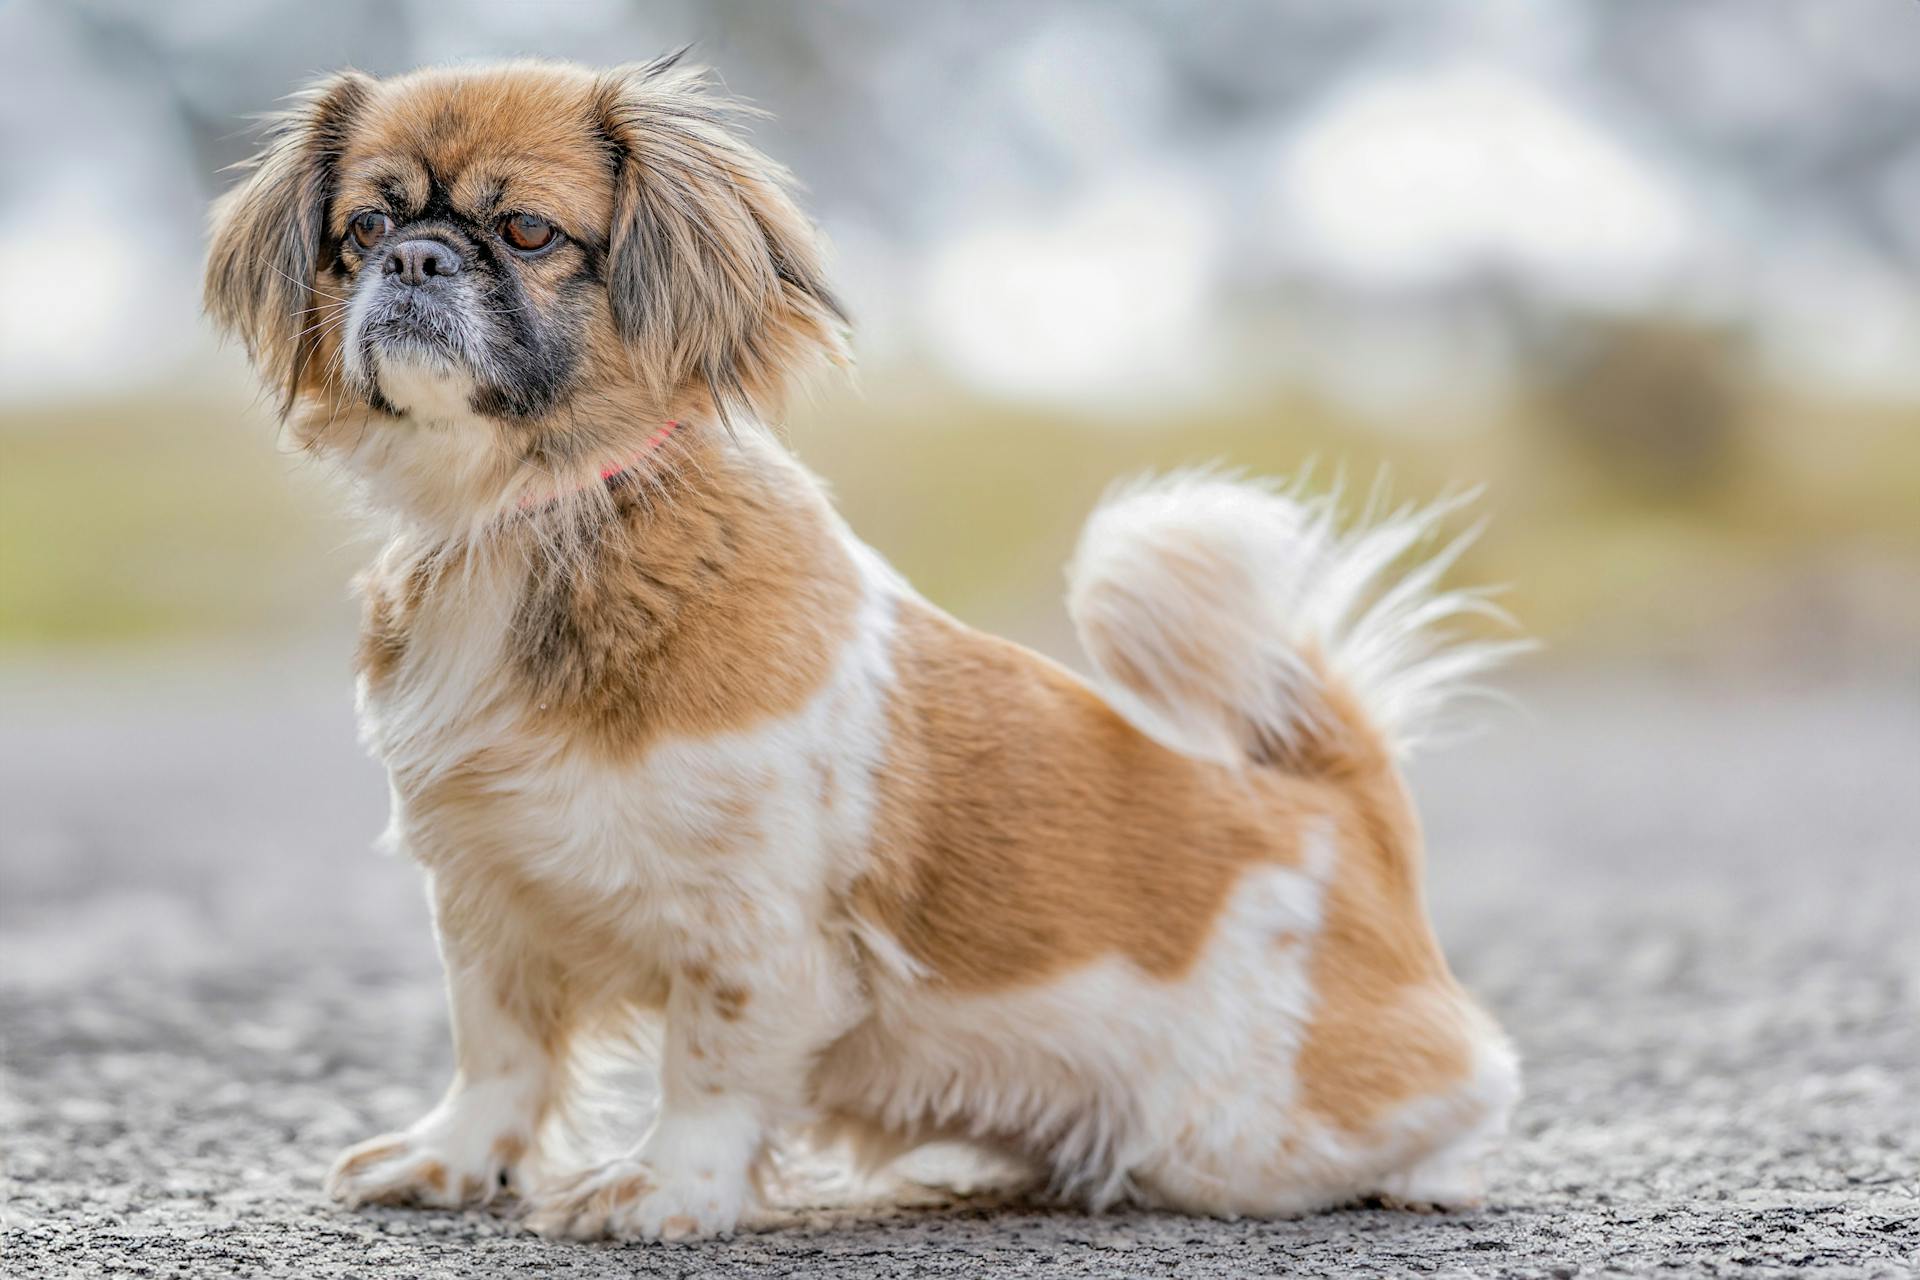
[385,239,461,285]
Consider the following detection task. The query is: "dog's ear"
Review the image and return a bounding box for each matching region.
[205,71,373,415]
[595,55,850,423]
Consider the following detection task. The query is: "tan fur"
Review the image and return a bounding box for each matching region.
[608,1173,655,1204]
[592,61,849,420]
[332,1139,405,1180]
[387,450,859,1056]
[1288,683,1476,1132]
[420,775,670,1052]
[332,65,619,246]
[207,57,1512,1235]
[858,598,1476,1128]
[709,985,752,1023]
[206,56,847,481]
[1298,819,1475,1130]
[853,598,1319,990]
[508,443,862,757]
[204,71,374,413]
[354,545,446,689]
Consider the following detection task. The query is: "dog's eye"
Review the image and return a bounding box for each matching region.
[348,211,392,249]
[500,213,558,253]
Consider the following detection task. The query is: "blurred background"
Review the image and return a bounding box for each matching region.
[6,6,1920,1269]
[4,0,1919,671]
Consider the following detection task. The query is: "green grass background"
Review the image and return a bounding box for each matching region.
[5,373,1918,669]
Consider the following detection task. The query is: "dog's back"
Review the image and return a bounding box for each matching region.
[813,474,1522,1214]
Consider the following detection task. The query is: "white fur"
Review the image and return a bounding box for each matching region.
[334,439,1518,1238]
[349,492,902,1236]
[810,823,1515,1220]
[812,828,1338,1210]
[334,333,652,543]
[1375,1051,1519,1211]
[1068,471,1528,761]
[375,354,478,424]
[326,1012,549,1208]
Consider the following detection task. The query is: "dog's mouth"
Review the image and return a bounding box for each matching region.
[346,296,475,415]
[344,283,492,416]
[362,292,472,361]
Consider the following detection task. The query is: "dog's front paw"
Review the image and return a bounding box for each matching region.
[525,1158,746,1241]
[326,1129,529,1210]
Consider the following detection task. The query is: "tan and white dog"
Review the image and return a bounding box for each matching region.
[205,56,1521,1242]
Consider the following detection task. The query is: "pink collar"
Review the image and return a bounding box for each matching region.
[522,419,679,510]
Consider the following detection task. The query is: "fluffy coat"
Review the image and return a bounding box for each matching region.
[204,57,1520,1241]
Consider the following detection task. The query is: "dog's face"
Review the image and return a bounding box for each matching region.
[206,58,845,477]
[324,78,615,424]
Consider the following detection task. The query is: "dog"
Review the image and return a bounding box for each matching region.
[203,55,1521,1241]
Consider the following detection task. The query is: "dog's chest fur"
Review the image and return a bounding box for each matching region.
[352,502,897,994]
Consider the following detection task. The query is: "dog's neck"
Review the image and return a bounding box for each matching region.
[515,419,683,512]
[353,418,858,764]
[296,371,725,548]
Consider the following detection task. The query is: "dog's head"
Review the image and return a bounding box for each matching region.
[205,56,846,504]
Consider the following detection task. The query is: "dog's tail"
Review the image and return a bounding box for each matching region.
[1066,471,1523,774]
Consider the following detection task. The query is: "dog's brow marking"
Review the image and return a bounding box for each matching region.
[475,178,508,218]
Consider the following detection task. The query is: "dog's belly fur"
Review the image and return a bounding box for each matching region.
[356,514,1515,1217]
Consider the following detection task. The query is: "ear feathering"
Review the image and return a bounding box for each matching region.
[593,53,851,426]
[204,70,373,414]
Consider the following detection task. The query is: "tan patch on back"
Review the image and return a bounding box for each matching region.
[852,599,1320,991]
[857,598,1478,1132]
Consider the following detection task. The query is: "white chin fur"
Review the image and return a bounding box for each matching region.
[336,350,514,532]
[376,352,481,425]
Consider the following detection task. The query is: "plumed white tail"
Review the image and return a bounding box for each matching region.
[1065,471,1524,770]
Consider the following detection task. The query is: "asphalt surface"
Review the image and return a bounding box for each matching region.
[3,657,1917,1278]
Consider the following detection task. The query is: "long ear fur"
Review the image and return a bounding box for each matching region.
[595,54,850,424]
[204,71,373,415]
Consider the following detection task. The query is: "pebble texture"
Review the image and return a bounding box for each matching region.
[3,663,1917,1278]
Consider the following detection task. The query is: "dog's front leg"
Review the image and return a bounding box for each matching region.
[326,877,560,1209]
[526,936,845,1242]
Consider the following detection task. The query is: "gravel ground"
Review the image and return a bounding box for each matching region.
[3,658,1917,1278]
